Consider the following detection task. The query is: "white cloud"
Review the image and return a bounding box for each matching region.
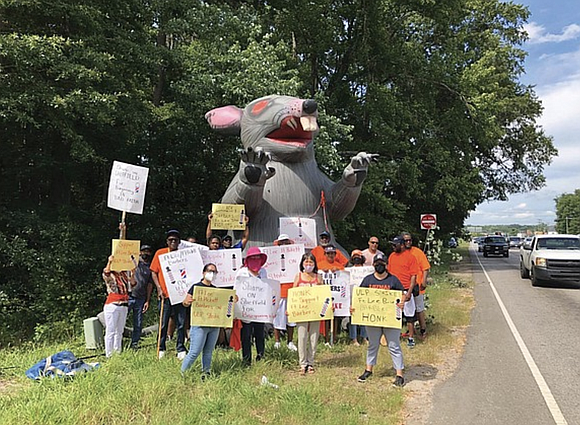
[524,22,580,44]
[515,203,527,210]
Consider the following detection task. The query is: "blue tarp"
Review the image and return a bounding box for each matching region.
[25,350,99,380]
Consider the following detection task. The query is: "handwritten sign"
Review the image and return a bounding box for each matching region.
[190,286,235,328]
[159,247,204,305]
[262,244,305,283]
[345,266,375,286]
[319,270,350,316]
[178,240,210,252]
[351,287,403,329]
[211,203,246,230]
[110,239,140,271]
[107,161,149,214]
[279,217,317,249]
[201,248,242,287]
[234,276,280,323]
[287,285,334,323]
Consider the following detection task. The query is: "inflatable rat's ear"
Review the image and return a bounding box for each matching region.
[205,106,243,136]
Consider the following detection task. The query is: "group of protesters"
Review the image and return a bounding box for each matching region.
[101,217,431,388]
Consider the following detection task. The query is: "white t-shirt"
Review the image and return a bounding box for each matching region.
[361,248,385,266]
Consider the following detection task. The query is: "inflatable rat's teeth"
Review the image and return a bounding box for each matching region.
[300,116,318,132]
[287,117,298,130]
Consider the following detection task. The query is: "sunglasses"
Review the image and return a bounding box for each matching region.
[404,239,412,242]
[369,241,379,245]
[167,238,179,242]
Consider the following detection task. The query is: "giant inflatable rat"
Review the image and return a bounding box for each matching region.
[205,95,376,250]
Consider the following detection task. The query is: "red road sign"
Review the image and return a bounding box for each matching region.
[420,214,437,230]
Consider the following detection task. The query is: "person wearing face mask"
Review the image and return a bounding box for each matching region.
[150,229,188,360]
[354,253,406,387]
[181,263,222,378]
[235,246,269,366]
[128,245,154,349]
[292,252,323,375]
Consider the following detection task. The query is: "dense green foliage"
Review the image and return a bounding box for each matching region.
[555,189,580,234]
[1,0,555,344]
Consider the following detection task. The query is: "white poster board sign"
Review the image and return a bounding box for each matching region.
[234,276,280,323]
[279,217,317,249]
[178,239,210,251]
[200,248,242,288]
[261,244,305,283]
[159,247,204,305]
[319,270,351,316]
[345,266,375,286]
[107,161,149,214]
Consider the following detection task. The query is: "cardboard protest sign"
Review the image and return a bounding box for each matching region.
[261,244,305,283]
[110,239,140,271]
[345,266,375,286]
[319,270,350,316]
[351,287,403,329]
[178,239,210,252]
[190,286,235,328]
[211,203,246,230]
[279,217,317,249]
[287,285,334,323]
[234,276,280,323]
[159,247,204,305]
[107,161,149,214]
[200,248,242,288]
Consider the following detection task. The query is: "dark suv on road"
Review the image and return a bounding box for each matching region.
[483,236,509,258]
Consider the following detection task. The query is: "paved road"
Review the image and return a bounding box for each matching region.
[427,244,580,425]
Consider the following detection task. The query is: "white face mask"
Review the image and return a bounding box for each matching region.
[204,271,215,282]
[304,265,314,273]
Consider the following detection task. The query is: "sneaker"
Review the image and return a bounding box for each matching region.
[287,342,298,351]
[324,342,332,348]
[407,338,416,348]
[419,329,427,340]
[352,339,360,346]
[158,351,166,359]
[393,375,405,387]
[274,342,281,349]
[357,370,372,382]
[201,372,211,381]
[177,351,186,360]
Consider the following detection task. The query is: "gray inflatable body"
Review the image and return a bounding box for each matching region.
[205,95,376,250]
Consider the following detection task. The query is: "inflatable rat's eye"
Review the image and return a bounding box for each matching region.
[251,100,270,115]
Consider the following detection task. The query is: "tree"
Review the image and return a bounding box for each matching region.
[555,190,580,234]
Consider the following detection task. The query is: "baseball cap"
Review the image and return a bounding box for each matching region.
[351,249,363,258]
[324,245,336,253]
[140,244,152,251]
[373,253,387,263]
[166,229,180,238]
[390,235,404,245]
[222,235,233,242]
[319,231,331,238]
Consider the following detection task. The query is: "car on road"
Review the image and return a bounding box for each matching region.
[482,235,509,257]
[520,234,580,287]
[476,237,485,252]
[448,237,458,248]
[508,236,523,249]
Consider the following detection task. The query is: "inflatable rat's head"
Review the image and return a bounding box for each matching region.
[205,95,319,162]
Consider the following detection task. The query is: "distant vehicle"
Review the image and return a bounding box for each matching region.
[482,236,509,258]
[508,236,523,249]
[448,237,458,248]
[520,234,580,287]
[477,237,485,252]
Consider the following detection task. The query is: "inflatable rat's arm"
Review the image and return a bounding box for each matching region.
[328,152,378,220]
[205,106,275,209]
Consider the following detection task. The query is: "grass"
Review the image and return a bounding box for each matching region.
[0,248,473,425]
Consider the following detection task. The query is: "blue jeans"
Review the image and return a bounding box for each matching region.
[158,298,187,353]
[349,320,367,340]
[181,326,220,373]
[129,296,146,348]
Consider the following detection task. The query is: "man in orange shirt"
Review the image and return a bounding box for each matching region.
[388,235,420,348]
[311,231,348,267]
[150,229,187,360]
[402,232,431,339]
[317,245,345,345]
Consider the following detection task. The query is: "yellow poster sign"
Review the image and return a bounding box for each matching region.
[287,285,334,323]
[211,203,246,230]
[351,287,403,329]
[111,239,140,271]
[190,286,235,328]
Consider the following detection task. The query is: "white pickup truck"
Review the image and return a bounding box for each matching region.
[519,234,580,287]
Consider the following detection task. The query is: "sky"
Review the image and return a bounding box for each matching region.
[465,0,580,226]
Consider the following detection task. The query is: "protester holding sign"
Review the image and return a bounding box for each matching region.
[150,229,188,360]
[102,255,135,357]
[181,263,222,378]
[354,253,406,387]
[206,213,250,250]
[128,245,154,349]
[235,247,269,366]
[292,253,323,375]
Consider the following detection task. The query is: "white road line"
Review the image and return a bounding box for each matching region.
[474,249,568,425]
